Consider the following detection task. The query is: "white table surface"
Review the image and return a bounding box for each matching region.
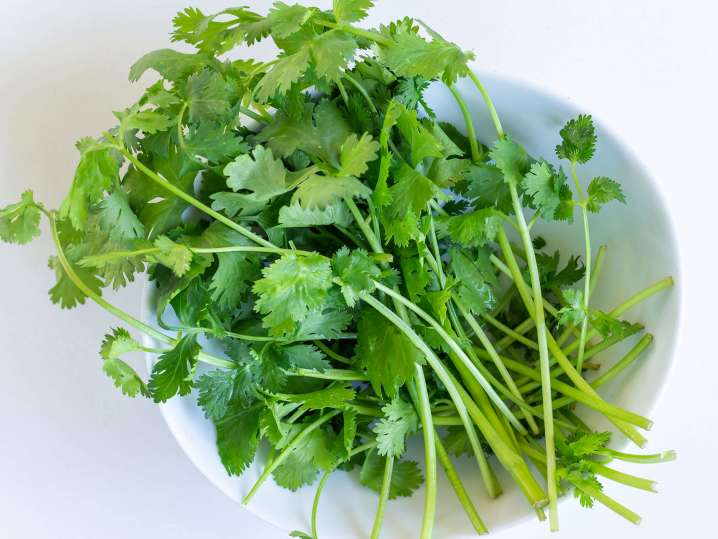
[1,1,715,537]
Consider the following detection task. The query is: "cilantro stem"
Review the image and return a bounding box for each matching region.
[453,295,540,435]
[237,105,270,125]
[294,368,368,381]
[591,463,657,493]
[589,245,607,297]
[448,85,480,162]
[374,281,525,433]
[48,213,234,369]
[314,19,393,47]
[577,483,642,525]
[243,409,341,505]
[598,448,676,465]
[343,72,378,114]
[313,341,352,365]
[571,161,592,373]
[497,233,649,447]
[369,453,394,539]
[498,207,559,530]
[344,197,382,253]
[480,312,539,350]
[435,435,488,535]
[409,369,437,539]
[312,471,331,539]
[115,145,276,249]
[467,71,504,138]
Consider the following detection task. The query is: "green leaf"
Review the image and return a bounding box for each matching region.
[338,133,380,177]
[426,157,470,188]
[332,247,382,307]
[394,76,431,112]
[586,177,625,213]
[333,0,374,23]
[48,254,103,309]
[278,201,353,228]
[356,308,423,397]
[129,49,207,82]
[440,208,501,247]
[293,174,371,209]
[186,69,231,123]
[557,288,586,326]
[253,103,315,158]
[148,334,200,403]
[153,235,193,277]
[253,253,334,335]
[268,2,314,38]
[183,122,248,164]
[359,451,423,499]
[311,31,357,82]
[395,107,443,167]
[556,115,597,164]
[97,191,145,241]
[449,248,496,314]
[489,137,529,185]
[99,328,148,398]
[60,138,121,230]
[255,48,311,102]
[373,396,418,457]
[283,344,331,373]
[273,452,320,490]
[223,146,288,203]
[285,384,356,411]
[0,190,43,245]
[590,311,642,340]
[216,405,262,476]
[465,163,513,214]
[386,164,436,219]
[400,255,431,302]
[196,369,236,422]
[523,160,574,221]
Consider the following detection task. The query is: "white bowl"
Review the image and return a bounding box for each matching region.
[142,72,681,538]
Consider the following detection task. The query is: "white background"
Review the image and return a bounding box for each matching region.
[1,1,715,538]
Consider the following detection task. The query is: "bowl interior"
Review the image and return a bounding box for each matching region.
[142,72,680,538]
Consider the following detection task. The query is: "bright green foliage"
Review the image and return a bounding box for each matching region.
[0,190,43,245]
[60,138,121,230]
[523,160,574,221]
[278,201,353,228]
[374,395,418,457]
[386,165,437,219]
[556,115,597,164]
[293,174,371,209]
[224,146,288,202]
[586,177,626,213]
[216,405,263,476]
[48,254,103,309]
[196,369,237,422]
[395,107,443,166]
[356,309,423,398]
[333,0,374,23]
[557,430,611,508]
[129,49,208,82]
[183,122,248,164]
[360,450,423,499]
[153,236,193,277]
[256,48,311,102]
[440,208,501,247]
[148,335,200,402]
[449,248,496,314]
[186,69,231,123]
[332,247,382,307]
[312,31,358,83]
[591,311,642,340]
[489,137,529,185]
[285,384,356,411]
[97,191,146,241]
[557,288,587,326]
[338,133,380,177]
[99,328,148,398]
[253,253,334,335]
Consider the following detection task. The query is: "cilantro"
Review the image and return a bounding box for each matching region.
[333,0,374,23]
[153,235,193,277]
[373,395,418,457]
[99,328,149,398]
[338,133,380,177]
[223,146,288,203]
[360,450,423,499]
[439,208,501,248]
[523,160,574,221]
[557,288,587,326]
[332,247,382,307]
[0,190,43,245]
[556,114,597,164]
[148,334,200,403]
[586,177,626,213]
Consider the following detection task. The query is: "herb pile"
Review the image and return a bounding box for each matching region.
[0,1,676,537]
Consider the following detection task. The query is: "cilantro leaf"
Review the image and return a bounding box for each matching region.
[223,146,288,203]
[216,405,263,476]
[183,122,248,164]
[333,0,374,23]
[464,163,513,213]
[386,164,437,219]
[590,311,642,340]
[148,334,200,403]
[449,248,496,314]
[256,48,311,102]
[153,235,193,277]
[439,208,501,247]
[268,2,314,39]
[557,288,587,326]
[253,253,334,335]
[373,396,418,457]
[185,69,231,123]
[338,133,380,177]
[311,31,357,83]
[48,254,103,309]
[523,160,574,221]
[196,369,236,422]
[283,344,331,373]
[556,114,597,164]
[586,177,626,213]
[285,384,356,411]
[60,138,122,230]
[97,191,146,241]
[332,247,382,307]
[0,190,43,245]
[99,328,149,398]
[489,137,529,185]
[395,107,443,166]
[129,49,207,82]
[359,450,423,499]
[293,174,372,209]
[356,308,423,397]
[279,201,353,228]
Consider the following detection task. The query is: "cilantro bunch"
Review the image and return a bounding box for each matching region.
[1,1,676,537]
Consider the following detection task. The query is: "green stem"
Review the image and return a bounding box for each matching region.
[313,341,352,365]
[238,105,270,124]
[343,72,378,114]
[312,471,331,539]
[480,312,539,350]
[591,463,657,493]
[500,194,559,531]
[344,197,383,253]
[572,161,592,373]
[294,368,368,381]
[598,448,676,464]
[49,214,234,369]
[243,410,340,504]
[468,71,504,138]
[411,369,437,539]
[374,281,525,434]
[370,453,394,539]
[578,483,642,525]
[448,85,480,162]
[435,436,488,535]
[314,19,394,46]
